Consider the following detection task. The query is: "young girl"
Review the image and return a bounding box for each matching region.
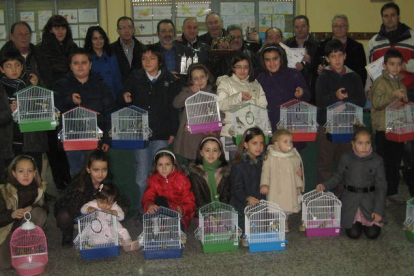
[0,155,47,270]
[81,181,139,252]
[260,129,304,232]
[142,148,195,230]
[316,127,387,240]
[217,53,268,158]
[54,149,129,246]
[189,137,231,209]
[173,63,218,161]
[230,127,266,245]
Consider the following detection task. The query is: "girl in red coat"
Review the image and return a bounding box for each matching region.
[142,148,196,230]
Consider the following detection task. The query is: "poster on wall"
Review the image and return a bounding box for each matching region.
[0,10,4,24]
[133,6,152,20]
[274,2,294,15]
[0,25,6,39]
[59,10,78,24]
[20,12,35,31]
[30,32,36,44]
[259,2,274,15]
[222,15,255,33]
[152,6,171,20]
[79,24,93,39]
[176,4,210,19]
[272,15,285,32]
[38,11,52,30]
[78,9,98,23]
[138,36,153,45]
[135,21,153,35]
[70,25,79,39]
[259,14,272,33]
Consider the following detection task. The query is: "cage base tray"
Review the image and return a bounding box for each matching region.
[248,241,286,252]
[63,140,99,151]
[292,132,317,142]
[80,245,120,260]
[112,140,149,149]
[188,122,222,134]
[326,133,352,143]
[386,132,414,143]
[19,121,58,133]
[405,230,414,242]
[201,241,239,253]
[143,248,183,259]
[306,227,341,237]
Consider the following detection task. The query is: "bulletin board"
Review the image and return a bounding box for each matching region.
[0,1,6,49]
[258,0,295,41]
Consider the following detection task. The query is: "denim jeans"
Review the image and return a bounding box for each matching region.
[134,140,168,213]
[66,150,90,178]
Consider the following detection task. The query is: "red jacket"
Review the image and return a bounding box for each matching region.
[142,170,196,230]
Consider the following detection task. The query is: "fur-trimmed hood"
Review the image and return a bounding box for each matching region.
[188,162,231,182]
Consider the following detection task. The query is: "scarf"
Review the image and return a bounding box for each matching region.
[352,146,373,158]
[377,22,411,45]
[202,158,221,202]
[1,72,27,96]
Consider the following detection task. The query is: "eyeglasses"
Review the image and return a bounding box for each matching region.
[332,24,348,29]
[234,65,249,70]
[118,26,134,30]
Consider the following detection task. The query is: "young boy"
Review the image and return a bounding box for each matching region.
[0,50,47,173]
[371,49,407,204]
[315,39,366,184]
[117,44,179,215]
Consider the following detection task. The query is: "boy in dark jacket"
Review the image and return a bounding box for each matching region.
[118,45,179,214]
[315,39,366,183]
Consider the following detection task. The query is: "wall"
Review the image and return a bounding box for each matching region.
[100,0,132,43]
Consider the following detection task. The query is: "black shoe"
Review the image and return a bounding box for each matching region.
[61,230,73,247]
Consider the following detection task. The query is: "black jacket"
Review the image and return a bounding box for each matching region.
[199,28,228,47]
[118,68,179,141]
[153,41,193,73]
[36,33,78,89]
[54,72,115,144]
[178,34,211,66]
[110,37,144,84]
[0,85,13,159]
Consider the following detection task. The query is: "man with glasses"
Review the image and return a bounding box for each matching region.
[199,12,227,47]
[110,16,144,83]
[316,14,366,86]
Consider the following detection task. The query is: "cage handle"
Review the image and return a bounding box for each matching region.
[24,211,31,222]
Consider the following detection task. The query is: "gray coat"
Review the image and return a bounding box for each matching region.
[323,151,387,229]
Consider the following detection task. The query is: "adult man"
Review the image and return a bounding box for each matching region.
[317,14,367,86]
[265,27,284,44]
[110,16,144,84]
[285,15,319,103]
[178,17,210,65]
[199,12,227,47]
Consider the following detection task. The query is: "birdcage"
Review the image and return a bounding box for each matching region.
[325,101,363,143]
[228,103,272,145]
[185,91,222,134]
[73,210,120,260]
[58,107,102,151]
[138,207,184,259]
[13,85,59,133]
[10,212,48,276]
[110,105,152,149]
[385,100,414,142]
[301,190,342,237]
[244,200,286,252]
[278,99,318,141]
[404,197,414,242]
[194,202,240,253]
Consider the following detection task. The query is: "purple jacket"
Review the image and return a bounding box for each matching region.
[257,67,310,131]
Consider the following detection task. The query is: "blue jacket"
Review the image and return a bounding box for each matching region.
[91,52,123,99]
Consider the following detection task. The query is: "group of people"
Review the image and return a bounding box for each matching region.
[0,1,413,269]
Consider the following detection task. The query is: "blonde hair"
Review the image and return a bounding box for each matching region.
[7,155,42,188]
[272,129,292,144]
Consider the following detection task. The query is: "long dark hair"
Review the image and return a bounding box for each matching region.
[187,63,215,89]
[260,43,288,73]
[194,137,227,167]
[74,149,110,192]
[84,26,112,56]
[228,53,255,82]
[232,127,265,163]
[42,15,73,42]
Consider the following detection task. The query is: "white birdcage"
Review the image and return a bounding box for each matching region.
[325,101,363,143]
[13,85,59,133]
[73,210,120,260]
[138,206,184,259]
[385,100,414,142]
[404,197,414,242]
[301,190,342,237]
[185,91,222,134]
[58,106,102,151]
[194,201,240,253]
[110,105,152,149]
[244,200,286,252]
[278,99,318,141]
[228,103,272,145]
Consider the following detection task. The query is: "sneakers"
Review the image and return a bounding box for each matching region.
[387,194,406,204]
[122,240,140,252]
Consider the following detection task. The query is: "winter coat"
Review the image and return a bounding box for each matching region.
[188,162,231,209]
[142,170,196,230]
[367,23,414,89]
[118,68,179,141]
[370,70,407,132]
[153,41,193,74]
[173,84,218,160]
[230,153,265,215]
[90,52,123,99]
[261,145,303,213]
[199,28,228,48]
[210,47,259,79]
[178,34,211,66]
[0,85,13,159]
[315,66,366,126]
[257,68,310,131]
[110,37,144,84]
[36,33,78,89]
[322,150,387,229]
[217,74,268,137]
[54,72,115,144]
[0,181,46,245]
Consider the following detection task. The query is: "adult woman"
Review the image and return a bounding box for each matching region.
[84,26,122,99]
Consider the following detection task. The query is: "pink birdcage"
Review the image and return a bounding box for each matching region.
[10,212,48,276]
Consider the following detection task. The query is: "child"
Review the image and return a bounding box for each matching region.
[316,127,387,240]
[260,129,304,232]
[315,39,366,184]
[370,49,408,204]
[54,149,129,246]
[189,137,231,209]
[230,127,266,246]
[0,155,47,270]
[0,50,48,173]
[81,181,139,252]
[142,148,195,230]
[173,63,218,161]
[118,45,179,215]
